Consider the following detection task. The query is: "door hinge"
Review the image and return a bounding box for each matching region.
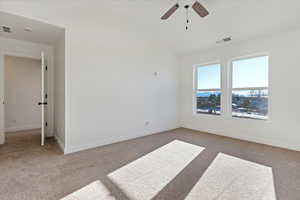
[46,66,48,71]
[45,122,48,127]
[45,93,48,99]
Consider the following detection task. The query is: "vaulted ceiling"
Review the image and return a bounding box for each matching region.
[108,0,300,54]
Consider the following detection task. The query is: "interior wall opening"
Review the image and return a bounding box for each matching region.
[4,55,42,145]
[0,11,66,151]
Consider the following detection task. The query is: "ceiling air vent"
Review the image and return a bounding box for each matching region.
[1,26,12,33]
[216,37,232,44]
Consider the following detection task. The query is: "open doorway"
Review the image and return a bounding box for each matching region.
[4,55,47,147]
[0,11,65,151]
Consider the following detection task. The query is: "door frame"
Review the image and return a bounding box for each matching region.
[0,50,45,144]
[41,51,46,146]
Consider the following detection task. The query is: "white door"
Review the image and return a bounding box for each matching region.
[40,52,48,146]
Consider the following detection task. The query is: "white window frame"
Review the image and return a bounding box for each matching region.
[193,63,222,116]
[230,54,269,120]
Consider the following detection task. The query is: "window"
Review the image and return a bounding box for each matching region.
[231,56,269,120]
[195,64,221,115]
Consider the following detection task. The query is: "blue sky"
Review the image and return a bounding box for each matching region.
[233,56,268,88]
[197,64,221,89]
[197,56,268,89]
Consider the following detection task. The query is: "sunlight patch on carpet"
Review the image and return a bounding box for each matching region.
[108,140,204,200]
[61,180,116,200]
[185,153,276,200]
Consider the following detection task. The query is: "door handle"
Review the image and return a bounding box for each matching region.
[38,102,48,105]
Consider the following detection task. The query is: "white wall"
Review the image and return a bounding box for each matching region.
[0,37,54,144]
[54,30,65,150]
[1,3,298,153]
[63,24,179,153]
[4,56,41,132]
[0,2,180,153]
[64,34,179,153]
[180,28,300,151]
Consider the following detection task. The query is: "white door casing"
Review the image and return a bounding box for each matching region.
[0,53,4,144]
[40,51,48,146]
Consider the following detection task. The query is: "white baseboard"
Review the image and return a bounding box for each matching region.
[5,125,41,133]
[182,126,300,152]
[64,126,180,154]
[54,134,65,153]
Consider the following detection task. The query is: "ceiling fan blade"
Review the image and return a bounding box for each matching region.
[161,3,179,20]
[192,1,209,18]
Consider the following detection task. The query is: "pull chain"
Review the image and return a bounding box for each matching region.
[185,5,190,30]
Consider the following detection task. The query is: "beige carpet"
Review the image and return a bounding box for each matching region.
[62,180,116,200]
[185,153,276,200]
[0,128,300,200]
[108,140,204,200]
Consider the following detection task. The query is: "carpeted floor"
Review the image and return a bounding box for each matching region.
[0,128,300,200]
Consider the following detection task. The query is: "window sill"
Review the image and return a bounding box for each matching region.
[192,112,271,123]
[193,112,222,118]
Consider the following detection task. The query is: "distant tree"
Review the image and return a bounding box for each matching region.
[242,99,251,114]
[208,94,217,114]
[217,93,221,104]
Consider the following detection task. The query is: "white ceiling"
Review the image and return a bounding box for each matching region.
[0,11,64,45]
[99,0,300,54]
[1,0,300,54]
